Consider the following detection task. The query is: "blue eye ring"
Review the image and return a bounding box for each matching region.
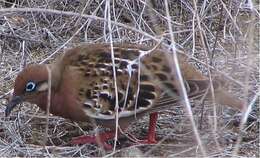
[25,81,36,92]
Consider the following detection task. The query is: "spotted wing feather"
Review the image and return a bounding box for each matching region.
[60,43,214,120]
[59,44,163,120]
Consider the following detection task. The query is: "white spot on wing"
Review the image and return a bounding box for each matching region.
[84,100,95,107]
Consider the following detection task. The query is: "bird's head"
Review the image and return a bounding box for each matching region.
[5,64,53,116]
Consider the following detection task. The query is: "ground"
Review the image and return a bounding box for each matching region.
[0,0,259,157]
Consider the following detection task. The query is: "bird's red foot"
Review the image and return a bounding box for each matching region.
[127,132,157,145]
[70,131,116,150]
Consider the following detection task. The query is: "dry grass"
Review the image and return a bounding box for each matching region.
[0,0,259,157]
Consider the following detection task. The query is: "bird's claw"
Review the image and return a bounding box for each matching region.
[70,132,116,150]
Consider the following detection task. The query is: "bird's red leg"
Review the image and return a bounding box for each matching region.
[146,112,158,143]
[129,112,158,144]
[70,112,158,148]
[70,131,118,150]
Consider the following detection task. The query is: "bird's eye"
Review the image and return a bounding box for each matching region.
[25,81,36,92]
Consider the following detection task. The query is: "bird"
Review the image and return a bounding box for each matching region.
[5,43,246,149]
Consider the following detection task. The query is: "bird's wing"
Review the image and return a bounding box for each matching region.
[64,44,164,120]
[60,43,240,121]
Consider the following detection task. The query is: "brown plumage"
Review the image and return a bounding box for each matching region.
[5,43,246,148]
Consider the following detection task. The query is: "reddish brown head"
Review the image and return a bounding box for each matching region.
[5,64,51,116]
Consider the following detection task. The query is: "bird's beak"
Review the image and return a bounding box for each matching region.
[5,95,23,117]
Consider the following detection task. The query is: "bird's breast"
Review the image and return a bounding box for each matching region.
[47,68,90,121]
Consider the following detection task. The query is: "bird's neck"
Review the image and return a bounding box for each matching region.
[49,63,63,90]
